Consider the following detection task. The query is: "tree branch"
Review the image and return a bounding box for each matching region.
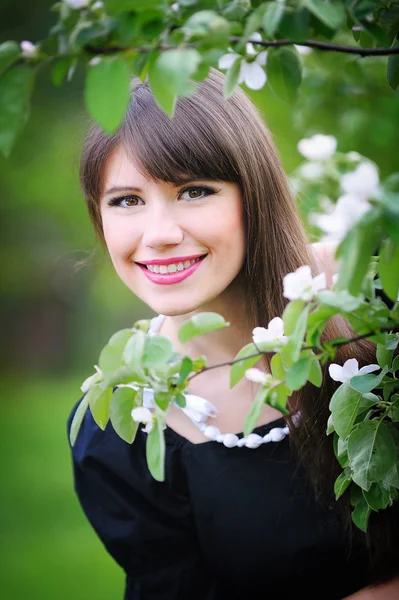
[188,325,399,381]
[230,37,399,56]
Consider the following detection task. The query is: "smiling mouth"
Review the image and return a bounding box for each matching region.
[136,255,207,275]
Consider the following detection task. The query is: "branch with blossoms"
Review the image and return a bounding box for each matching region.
[1,0,399,157]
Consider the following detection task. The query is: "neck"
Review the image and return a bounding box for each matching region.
[159,286,253,364]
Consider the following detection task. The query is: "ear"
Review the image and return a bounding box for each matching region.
[311,241,339,287]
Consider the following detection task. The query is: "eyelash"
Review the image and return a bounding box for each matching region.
[107,185,218,208]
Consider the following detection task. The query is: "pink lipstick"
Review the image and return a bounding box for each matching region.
[136,255,206,285]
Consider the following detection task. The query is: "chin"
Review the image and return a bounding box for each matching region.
[145,295,209,318]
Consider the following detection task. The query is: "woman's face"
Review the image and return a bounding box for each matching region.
[100,145,246,316]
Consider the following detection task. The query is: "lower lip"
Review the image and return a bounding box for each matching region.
[136,257,206,285]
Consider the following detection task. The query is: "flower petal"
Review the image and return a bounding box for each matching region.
[328,363,344,382]
[243,62,267,90]
[218,53,239,70]
[267,316,285,338]
[131,407,153,423]
[342,358,359,380]
[357,364,380,376]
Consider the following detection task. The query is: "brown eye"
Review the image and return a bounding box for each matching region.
[108,195,141,208]
[179,186,216,202]
[188,188,202,199]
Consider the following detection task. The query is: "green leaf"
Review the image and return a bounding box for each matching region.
[124,330,146,372]
[376,341,394,369]
[363,482,391,511]
[109,328,134,347]
[178,312,230,344]
[69,394,90,447]
[176,356,193,384]
[230,343,261,388]
[393,355,399,375]
[85,56,131,133]
[334,469,351,499]
[378,238,399,302]
[105,366,145,387]
[350,486,371,532]
[87,383,112,430]
[349,366,388,394]
[0,66,35,158]
[244,387,269,436]
[389,395,399,422]
[304,0,345,30]
[148,48,201,117]
[348,420,397,490]
[146,417,166,482]
[316,290,363,312]
[326,413,335,435]
[281,304,311,364]
[142,336,174,367]
[308,357,322,387]
[270,353,285,380]
[0,41,20,76]
[329,380,365,439]
[109,387,142,443]
[103,0,164,14]
[99,345,124,379]
[286,355,312,391]
[174,393,186,408]
[262,2,284,37]
[279,8,310,41]
[282,299,305,336]
[335,211,382,296]
[223,56,242,99]
[269,383,290,414]
[267,47,302,104]
[51,57,74,87]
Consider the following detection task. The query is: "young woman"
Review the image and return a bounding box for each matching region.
[67,69,399,599]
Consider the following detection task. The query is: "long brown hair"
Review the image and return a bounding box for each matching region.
[79,68,397,582]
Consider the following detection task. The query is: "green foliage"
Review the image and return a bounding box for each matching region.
[84,56,131,133]
[1,0,398,154]
[109,387,142,443]
[178,312,230,344]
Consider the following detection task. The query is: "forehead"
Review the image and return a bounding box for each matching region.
[103,146,145,188]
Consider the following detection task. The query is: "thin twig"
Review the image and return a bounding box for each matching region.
[229,37,399,56]
[188,325,399,381]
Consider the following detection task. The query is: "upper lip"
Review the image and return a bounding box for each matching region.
[136,254,206,266]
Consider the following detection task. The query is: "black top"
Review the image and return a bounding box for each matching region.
[67,398,373,599]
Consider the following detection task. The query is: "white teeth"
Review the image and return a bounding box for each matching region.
[145,257,203,274]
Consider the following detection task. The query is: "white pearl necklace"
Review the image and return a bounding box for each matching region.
[147,314,292,449]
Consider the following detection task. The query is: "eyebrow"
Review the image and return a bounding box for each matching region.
[102,176,210,198]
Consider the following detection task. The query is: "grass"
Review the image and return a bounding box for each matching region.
[0,374,125,600]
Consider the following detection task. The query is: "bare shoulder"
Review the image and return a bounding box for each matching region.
[310,240,339,286]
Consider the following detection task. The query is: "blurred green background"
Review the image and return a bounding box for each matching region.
[1,1,398,598]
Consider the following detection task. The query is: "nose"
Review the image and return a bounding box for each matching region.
[141,206,184,249]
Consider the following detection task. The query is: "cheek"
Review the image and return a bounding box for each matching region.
[102,217,138,268]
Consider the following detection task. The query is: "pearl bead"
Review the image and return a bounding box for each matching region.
[223,433,239,448]
[269,428,286,442]
[203,425,220,440]
[245,433,263,448]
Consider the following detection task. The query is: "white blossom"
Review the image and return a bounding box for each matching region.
[283,265,327,301]
[131,407,154,433]
[299,161,325,181]
[245,368,272,385]
[89,56,102,67]
[63,0,90,8]
[297,134,337,161]
[253,317,287,346]
[340,162,381,200]
[20,41,39,58]
[328,358,380,383]
[218,33,267,90]
[92,1,104,9]
[309,194,372,242]
[294,45,313,55]
[171,2,179,10]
